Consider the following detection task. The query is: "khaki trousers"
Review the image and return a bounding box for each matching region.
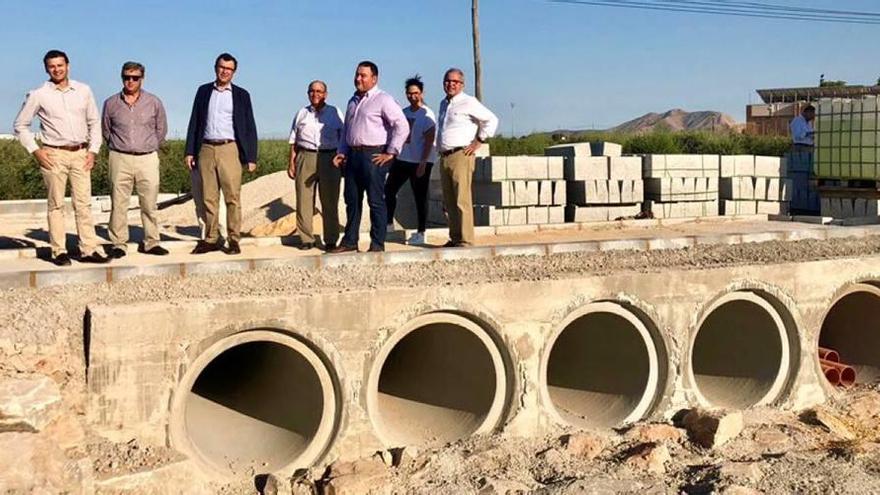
[295,150,342,245]
[440,149,476,245]
[108,151,160,251]
[198,142,241,243]
[190,169,226,240]
[40,148,100,256]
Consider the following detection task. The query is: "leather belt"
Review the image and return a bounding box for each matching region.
[440,146,465,157]
[204,139,236,145]
[44,143,88,152]
[110,149,155,156]
[296,145,337,154]
[349,145,384,153]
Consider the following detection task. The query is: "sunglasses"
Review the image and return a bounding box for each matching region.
[122,75,142,82]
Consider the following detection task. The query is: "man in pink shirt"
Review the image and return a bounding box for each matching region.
[330,61,408,253]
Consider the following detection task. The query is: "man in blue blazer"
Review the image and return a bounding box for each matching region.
[184,53,258,255]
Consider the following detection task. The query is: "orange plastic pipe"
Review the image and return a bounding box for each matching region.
[819,360,841,387]
[818,347,840,363]
[821,359,856,389]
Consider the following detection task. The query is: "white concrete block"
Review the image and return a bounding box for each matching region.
[754,177,767,200]
[548,205,565,224]
[665,154,703,170]
[476,157,507,181]
[545,143,592,158]
[527,206,549,225]
[566,156,609,180]
[609,156,643,179]
[505,156,549,180]
[538,181,553,206]
[702,155,720,175]
[608,180,621,204]
[552,180,566,205]
[754,156,786,177]
[591,141,623,157]
[757,201,789,215]
[621,180,633,203]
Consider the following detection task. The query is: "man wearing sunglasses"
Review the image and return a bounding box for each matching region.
[101,62,169,258]
[436,68,498,247]
[13,49,110,266]
[184,53,258,255]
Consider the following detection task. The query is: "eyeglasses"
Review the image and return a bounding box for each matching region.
[122,75,142,82]
[444,79,464,85]
[216,65,236,73]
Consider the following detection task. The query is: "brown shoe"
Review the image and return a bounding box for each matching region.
[328,244,358,254]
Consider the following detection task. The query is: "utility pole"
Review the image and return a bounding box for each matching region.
[472,0,483,101]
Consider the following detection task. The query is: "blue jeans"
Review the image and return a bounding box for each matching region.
[341,148,390,250]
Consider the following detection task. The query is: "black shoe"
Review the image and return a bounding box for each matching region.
[108,247,127,259]
[191,240,221,255]
[298,242,316,251]
[80,252,111,264]
[328,244,358,254]
[322,242,337,252]
[442,240,462,248]
[226,240,241,255]
[144,245,169,256]
[368,245,385,252]
[52,253,72,266]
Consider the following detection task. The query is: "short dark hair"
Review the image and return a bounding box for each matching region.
[43,50,69,66]
[358,60,378,77]
[121,61,145,76]
[405,74,424,92]
[804,105,816,113]
[215,53,237,70]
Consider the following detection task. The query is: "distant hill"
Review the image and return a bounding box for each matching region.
[610,109,742,133]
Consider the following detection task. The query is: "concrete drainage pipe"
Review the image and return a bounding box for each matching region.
[541,302,661,428]
[170,330,337,476]
[820,283,880,384]
[690,292,790,409]
[367,313,508,448]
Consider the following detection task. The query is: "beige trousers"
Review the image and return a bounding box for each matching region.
[295,150,342,245]
[108,151,160,251]
[440,149,476,245]
[40,148,100,256]
[190,169,226,240]
[198,142,241,243]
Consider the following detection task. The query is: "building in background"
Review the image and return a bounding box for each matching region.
[746,85,880,137]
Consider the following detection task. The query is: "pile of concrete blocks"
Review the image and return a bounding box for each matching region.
[720,155,792,216]
[545,142,644,222]
[470,155,566,226]
[820,197,880,218]
[643,155,720,219]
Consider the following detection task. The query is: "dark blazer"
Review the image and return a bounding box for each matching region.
[185,83,258,166]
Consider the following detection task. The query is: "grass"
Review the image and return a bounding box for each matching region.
[0,131,790,200]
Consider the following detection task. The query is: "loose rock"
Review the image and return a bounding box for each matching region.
[682,409,744,448]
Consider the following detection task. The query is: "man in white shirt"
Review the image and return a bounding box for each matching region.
[288,80,344,250]
[385,75,437,245]
[790,105,816,149]
[13,49,110,266]
[436,68,499,247]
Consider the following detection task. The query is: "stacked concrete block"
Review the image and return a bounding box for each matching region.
[471,156,566,226]
[643,155,720,219]
[720,155,791,216]
[820,197,880,218]
[546,142,645,222]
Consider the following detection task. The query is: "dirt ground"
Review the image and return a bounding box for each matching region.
[3,236,880,493]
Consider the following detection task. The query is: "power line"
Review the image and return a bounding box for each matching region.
[687,0,880,19]
[549,0,880,24]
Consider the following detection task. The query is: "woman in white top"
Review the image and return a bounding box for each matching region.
[385,75,437,245]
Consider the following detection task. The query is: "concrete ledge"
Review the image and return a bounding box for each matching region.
[34,267,109,288]
[435,246,495,261]
[647,237,695,251]
[825,227,869,239]
[694,234,743,245]
[112,264,184,282]
[783,230,827,242]
[495,225,539,235]
[382,250,439,265]
[253,257,321,271]
[184,260,252,276]
[740,232,785,244]
[494,245,548,258]
[320,252,384,268]
[598,239,649,252]
[547,241,600,255]
[0,271,31,289]
[537,223,580,232]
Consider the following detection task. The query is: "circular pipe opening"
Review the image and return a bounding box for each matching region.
[367,313,508,447]
[690,292,790,409]
[542,302,660,428]
[171,331,337,476]
[820,283,880,385]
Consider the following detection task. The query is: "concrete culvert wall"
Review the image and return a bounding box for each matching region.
[368,313,507,448]
[820,283,880,384]
[543,302,660,429]
[691,292,790,409]
[171,331,337,476]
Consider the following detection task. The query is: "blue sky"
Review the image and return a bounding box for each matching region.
[1,0,877,138]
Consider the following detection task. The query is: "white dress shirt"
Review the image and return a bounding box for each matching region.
[790,115,814,146]
[204,85,235,140]
[437,92,499,151]
[13,80,102,154]
[288,104,344,150]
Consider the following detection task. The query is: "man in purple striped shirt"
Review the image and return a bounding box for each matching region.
[330,61,408,253]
